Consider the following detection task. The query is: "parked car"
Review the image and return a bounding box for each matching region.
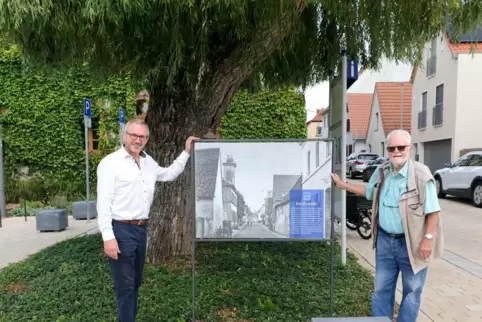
[346,152,380,179]
[433,151,482,207]
[362,157,389,182]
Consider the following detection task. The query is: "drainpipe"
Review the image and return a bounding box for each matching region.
[400,82,404,129]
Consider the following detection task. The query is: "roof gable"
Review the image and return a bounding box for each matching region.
[347,93,373,139]
[374,82,412,135]
[306,107,327,125]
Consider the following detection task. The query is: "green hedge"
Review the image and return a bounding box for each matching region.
[219,88,307,139]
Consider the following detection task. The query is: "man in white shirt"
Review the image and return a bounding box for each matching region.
[96,118,198,322]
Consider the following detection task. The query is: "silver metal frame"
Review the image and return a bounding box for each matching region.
[191,138,337,321]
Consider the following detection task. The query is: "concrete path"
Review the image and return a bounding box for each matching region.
[344,179,482,322]
[0,216,98,269]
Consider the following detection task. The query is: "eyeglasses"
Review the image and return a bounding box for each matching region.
[127,132,149,141]
[387,145,408,153]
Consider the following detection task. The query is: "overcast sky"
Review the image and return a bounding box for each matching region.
[195,141,303,211]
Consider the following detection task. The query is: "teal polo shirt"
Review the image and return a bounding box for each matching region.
[365,162,441,234]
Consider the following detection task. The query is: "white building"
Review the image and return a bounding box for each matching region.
[411,28,482,173]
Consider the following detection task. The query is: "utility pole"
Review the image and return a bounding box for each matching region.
[400,82,404,129]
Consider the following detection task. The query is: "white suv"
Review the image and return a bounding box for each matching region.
[434,151,482,207]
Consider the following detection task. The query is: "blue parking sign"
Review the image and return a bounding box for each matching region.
[83,98,91,117]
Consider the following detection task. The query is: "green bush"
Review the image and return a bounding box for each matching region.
[0,235,373,321]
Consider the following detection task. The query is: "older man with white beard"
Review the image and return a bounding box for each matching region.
[331,129,444,322]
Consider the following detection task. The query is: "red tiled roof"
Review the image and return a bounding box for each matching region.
[347,93,373,139]
[446,32,482,53]
[306,107,327,125]
[374,82,412,135]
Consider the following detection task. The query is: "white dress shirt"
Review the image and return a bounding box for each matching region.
[96,146,190,241]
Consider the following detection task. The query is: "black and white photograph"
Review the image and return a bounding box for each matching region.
[193,140,333,240]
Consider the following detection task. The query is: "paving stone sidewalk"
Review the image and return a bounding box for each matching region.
[0,216,98,269]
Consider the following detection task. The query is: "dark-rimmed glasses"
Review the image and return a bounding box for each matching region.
[127,131,149,141]
[387,145,408,153]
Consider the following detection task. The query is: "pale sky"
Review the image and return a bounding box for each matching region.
[195,141,303,211]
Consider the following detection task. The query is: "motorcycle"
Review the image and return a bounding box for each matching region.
[339,192,373,240]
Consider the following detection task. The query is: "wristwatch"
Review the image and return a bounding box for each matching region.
[424,234,434,240]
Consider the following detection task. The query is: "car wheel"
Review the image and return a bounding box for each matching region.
[362,171,367,182]
[472,181,482,208]
[435,177,446,198]
[349,168,356,179]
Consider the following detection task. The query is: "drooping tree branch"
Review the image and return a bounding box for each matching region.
[199,0,309,130]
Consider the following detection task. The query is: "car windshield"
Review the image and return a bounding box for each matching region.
[359,154,378,160]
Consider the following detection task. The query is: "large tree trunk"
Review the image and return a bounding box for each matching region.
[144,89,205,264]
[145,0,308,264]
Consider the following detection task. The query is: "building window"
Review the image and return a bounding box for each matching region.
[375,112,379,131]
[316,126,322,136]
[418,91,427,129]
[316,142,320,168]
[307,151,311,175]
[347,144,353,156]
[433,84,444,126]
[347,119,351,132]
[426,39,437,77]
[88,129,99,152]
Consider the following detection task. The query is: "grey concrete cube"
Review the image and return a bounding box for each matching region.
[72,201,97,220]
[311,318,391,322]
[36,209,68,232]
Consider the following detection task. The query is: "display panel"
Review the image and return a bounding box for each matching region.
[193,139,333,241]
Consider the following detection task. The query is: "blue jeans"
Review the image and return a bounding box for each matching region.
[110,221,148,322]
[372,227,428,322]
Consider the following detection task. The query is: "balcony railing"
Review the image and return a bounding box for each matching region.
[418,109,427,129]
[432,103,443,126]
[426,55,436,77]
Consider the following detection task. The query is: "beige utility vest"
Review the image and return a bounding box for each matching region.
[371,159,444,274]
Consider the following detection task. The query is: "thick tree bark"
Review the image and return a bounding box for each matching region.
[144,90,204,264]
[145,0,309,264]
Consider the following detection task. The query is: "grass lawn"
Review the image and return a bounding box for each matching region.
[0,234,374,321]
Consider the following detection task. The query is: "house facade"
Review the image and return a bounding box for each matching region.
[306,108,328,138]
[346,93,373,154]
[411,30,482,173]
[366,82,412,157]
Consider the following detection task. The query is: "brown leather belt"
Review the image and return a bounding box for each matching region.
[114,219,148,226]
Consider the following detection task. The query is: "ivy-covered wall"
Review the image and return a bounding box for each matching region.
[219,88,307,139]
[0,45,137,202]
[0,45,307,203]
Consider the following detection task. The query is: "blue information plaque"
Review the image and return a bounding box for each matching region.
[289,189,325,239]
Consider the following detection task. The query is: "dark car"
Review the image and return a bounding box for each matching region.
[362,157,388,182]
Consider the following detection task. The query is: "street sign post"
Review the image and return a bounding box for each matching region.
[83,98,91,223]
[119,108,125,147]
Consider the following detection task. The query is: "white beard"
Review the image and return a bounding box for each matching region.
[390,156,407,169]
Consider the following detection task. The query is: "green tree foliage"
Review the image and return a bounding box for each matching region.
[219,88,307,139]
[0,45,137,202]
[1,0,480,261]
